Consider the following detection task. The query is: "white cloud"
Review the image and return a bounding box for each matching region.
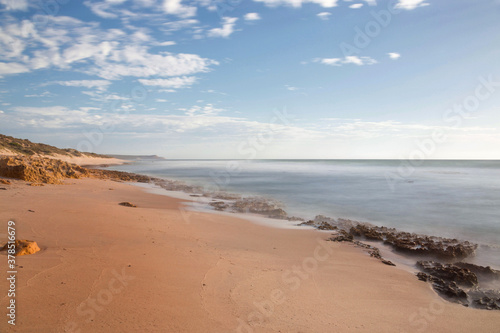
[244,13,261,21]
[0,110,4,114]
[395,0,429,10]
[0,62,30,77]
[285,85,298,91]
[0,0,29,11]
[314,56,377,66]
[349,3,363,9]
[208,17,238,38]
[343,55,377,65]
[156,98,168,102]
[317,12,331,20]
[184,104,224,117]
[162,0,197,18]
[319,58,341,65]
[138,76,198,89]
[161,19,199,32]
[84,0,119,18]
[253,0,338,8]
[156,41,176,46]
[388,52,401,60]
[24,91,55,98]
[53,80,112,91]
[0,62,29,78]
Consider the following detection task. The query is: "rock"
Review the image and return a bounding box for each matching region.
[382,260,396,266]
[1,240,41,256]
[317,221,337,230]
[299,220,315,226]
[455,262,500,281]
[349,224,384,240]
[417,261,478,287]
[119,202,136,207]
[231,197,288,219]
[345,222,477,259]
[0,179,11,185]
[0,187,6,190]
[469,290,500,310]
[328,230,353,242]
[0,156,89,184]
[267,208,288,219]
[209,201,229,211]
[416,272,468,305]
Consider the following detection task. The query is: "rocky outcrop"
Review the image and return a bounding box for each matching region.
[1,240,41,256]
[119,202,137,208]
[0,156,89,184]
[232,198,288,219]
[348,224,477,260]
[469,290,500,310]
[317,222,337,230]
[417,272,469,305]
[455,262,500,281]
[209,201,229,211]
[417,261,478,287]
[416,261,500,310]
[328,230,353,242]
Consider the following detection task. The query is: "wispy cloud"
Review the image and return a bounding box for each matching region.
[138,76,198,89]
[349,4,363,9]
[313,56,377,66]
[0,0,29,11]
[317,12,331,20]
[388,52,401,60]
[395,0,429,10]
[208,17,238,38]
[254,0,338,8]
[244,13,261,21]
[52,80,112,91]
[0,16,219,80]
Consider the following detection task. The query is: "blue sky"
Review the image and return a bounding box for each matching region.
[0,0,499,158]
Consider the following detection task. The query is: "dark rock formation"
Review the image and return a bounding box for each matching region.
[317,222,337,230]
[119,202,137,208]
[209,201,229,211]
[455,262,500,281]
[417,272,468,305]
[347,224,477,260]
[417,261,478,287]
[328,230,353,242]
[469,290,500,310]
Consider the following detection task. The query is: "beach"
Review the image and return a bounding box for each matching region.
[1,177,499,332]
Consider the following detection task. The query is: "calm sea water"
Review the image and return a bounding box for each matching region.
[108,159,500,267]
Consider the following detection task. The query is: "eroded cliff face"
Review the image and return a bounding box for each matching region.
[0,156,89,184]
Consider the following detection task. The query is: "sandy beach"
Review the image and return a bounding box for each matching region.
[0,177,498,332]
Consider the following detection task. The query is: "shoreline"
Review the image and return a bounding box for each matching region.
[1,178,499,331]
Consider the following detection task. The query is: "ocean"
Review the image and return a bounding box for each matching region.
[107,159,500,268]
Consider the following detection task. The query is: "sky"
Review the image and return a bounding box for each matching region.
[0,0,499,159]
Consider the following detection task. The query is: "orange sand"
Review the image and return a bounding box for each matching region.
[0,178,499,332]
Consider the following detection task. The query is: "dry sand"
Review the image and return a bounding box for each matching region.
[0,178,499,332]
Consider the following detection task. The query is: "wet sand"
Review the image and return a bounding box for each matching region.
[0,178,499,332]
